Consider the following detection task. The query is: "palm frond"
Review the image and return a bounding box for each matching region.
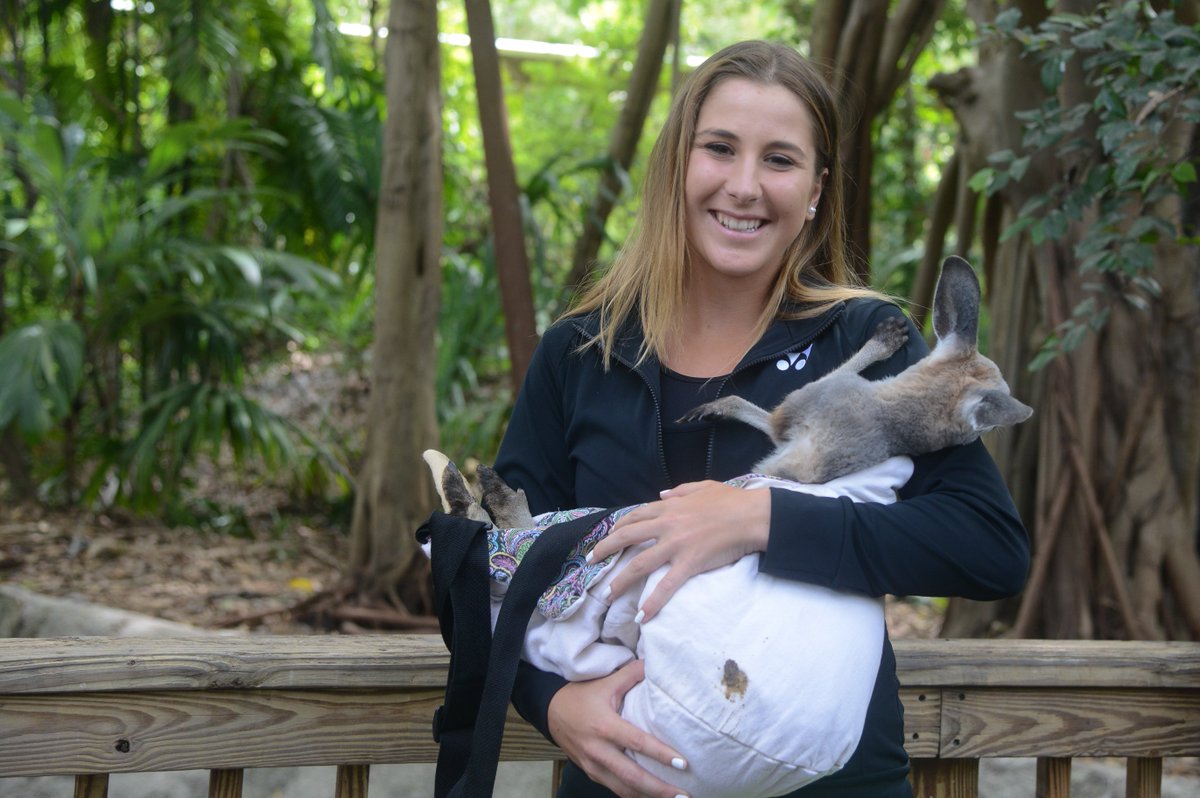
[112,381,344,510]
[0,320,85,435]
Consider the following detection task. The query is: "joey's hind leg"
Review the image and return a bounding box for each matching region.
[834,317,909,375]
[477,465,535,528]
[680,395,775,439]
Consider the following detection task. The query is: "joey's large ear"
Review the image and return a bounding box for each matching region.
[477,464,535,528]
[422,449,488,520]
[422,449,453,510]
[966,389,1033,433]
[932,256,982,347]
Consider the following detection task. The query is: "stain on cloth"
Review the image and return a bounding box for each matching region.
[722,659,748,700]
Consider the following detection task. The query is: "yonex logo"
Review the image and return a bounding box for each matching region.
[776,343,814,371]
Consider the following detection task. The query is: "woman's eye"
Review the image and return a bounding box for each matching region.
[766,154,796,168]
[704,142,734,156]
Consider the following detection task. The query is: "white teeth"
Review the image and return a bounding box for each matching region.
[717,213,762,232]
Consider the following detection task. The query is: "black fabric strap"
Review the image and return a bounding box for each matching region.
[418,511,494,797]
[417,508,612,798]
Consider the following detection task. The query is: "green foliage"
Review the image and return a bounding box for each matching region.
[0,320,84,435]
[105,380,343,513]
[437,248,513,462]
[0,0,987,519]
[979,2,1200,369]
[0,0,370,511]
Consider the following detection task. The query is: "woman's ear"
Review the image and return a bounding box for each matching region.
[808,169,828,217]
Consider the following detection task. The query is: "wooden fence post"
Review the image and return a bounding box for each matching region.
[1126,757,1162,798]
[909,758,979,798]
[208,768,244,798]
[336,764,371,798]
[1036,757,1071,798]
[73,774,109,798]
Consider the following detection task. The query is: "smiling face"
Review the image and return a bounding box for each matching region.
[684,77,826,295]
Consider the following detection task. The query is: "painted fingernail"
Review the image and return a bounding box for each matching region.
[634,609,645,624]
[585,550,594,563]
[660,488,672,497]
[675,794,689,798]
[671,756,687,770]
[603,584,612,600]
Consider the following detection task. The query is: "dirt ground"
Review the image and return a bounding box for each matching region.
[0,501,349,634]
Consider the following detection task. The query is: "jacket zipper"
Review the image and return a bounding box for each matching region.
[703,309,844,479]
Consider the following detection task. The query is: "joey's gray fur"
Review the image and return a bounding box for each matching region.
[684,256,1032,483]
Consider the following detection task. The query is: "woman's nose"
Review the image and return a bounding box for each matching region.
[724,159,761,203]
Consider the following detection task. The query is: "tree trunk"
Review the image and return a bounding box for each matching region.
[347,0,442,614]
[464,0,538,392]
[806,0,946,281]
[934,0,1200,640]
[0,428,36,502]
[564,0,677,299]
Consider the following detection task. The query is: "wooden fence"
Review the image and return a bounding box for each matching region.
[0,635,1197,798]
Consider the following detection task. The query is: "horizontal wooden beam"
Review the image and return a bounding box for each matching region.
[0,687,557,776]
[2,637,1197,695]
[894,639,1200,690]
[935,687,1200,759]
[0,635,451,694]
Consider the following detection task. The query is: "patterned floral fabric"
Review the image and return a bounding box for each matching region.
[487,472,864,624]
[487,504,639,620]
[486,476,776,621]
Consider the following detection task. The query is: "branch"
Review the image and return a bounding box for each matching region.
[464,0,538,389]
[565,0,675,297]
[1010,463,1073,638]
[1058,400,1147,639]
[912,148,961,330]
[875,0,946,106]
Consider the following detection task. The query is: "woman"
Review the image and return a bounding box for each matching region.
[494,40,1029,798]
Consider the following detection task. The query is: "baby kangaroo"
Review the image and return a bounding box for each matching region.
[683,256,1033,483]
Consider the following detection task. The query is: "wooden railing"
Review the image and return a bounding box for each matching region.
[0,635,1197,798]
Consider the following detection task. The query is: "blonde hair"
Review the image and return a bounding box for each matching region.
[569,40,887,365]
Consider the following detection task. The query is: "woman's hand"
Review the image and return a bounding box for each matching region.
[548,659,690,798]
[589,481,771,622]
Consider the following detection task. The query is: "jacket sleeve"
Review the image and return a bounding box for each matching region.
[493,323,577,514]
[758,307,1031,601]
[760,441,1029,599]
[492,325,576,741]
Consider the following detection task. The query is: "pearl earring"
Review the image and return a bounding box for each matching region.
[808,205,818,214]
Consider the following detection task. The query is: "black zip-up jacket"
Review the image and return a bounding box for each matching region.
[494,297,1030,797]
